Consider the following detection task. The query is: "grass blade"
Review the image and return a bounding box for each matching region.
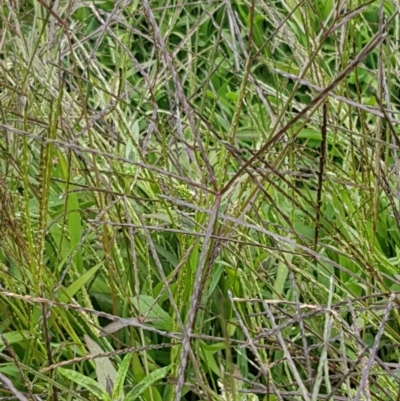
[125,365,170,401]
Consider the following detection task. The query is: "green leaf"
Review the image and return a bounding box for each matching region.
[59,262,102,302]
[298,129,322,141]
[0,363,22,379]
[58,367,111,401]
[125,365,170,401]
[0,331,31,351]
[112,353,133,401]
[130,354,162,401]
[153,243,179,266]
[67,192,83,273]
[225,91,239,102]
[200,345,221,376]
[130,296,173,332]
[323,0,333,19]
[207,264,225,298]
[200,342,226,353]
[274,243,294,297]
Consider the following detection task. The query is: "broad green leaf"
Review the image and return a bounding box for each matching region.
[130,296,173,332]
[0,331,31,351]
[200,346,220,376]
[58,367,111,401]
[153,243,178,266]
[112,353,133,401]
[207,264,225,298]
[59,262,102,302]
[0,363,20,378]
[125,365,170,401]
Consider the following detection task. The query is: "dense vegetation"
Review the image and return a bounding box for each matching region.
[1,0,400,400]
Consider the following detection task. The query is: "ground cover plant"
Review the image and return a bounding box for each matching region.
[1,0,400,400]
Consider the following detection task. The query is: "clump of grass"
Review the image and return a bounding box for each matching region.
[1,1,400,400]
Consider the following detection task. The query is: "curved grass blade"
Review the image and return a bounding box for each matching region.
[58,367,111,401]
[112,353,133,401]
[125,365,170,401]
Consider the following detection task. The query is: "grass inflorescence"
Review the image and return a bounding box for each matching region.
[1,1,400,400]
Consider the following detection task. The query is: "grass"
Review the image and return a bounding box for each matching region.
[1,0,400,400]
